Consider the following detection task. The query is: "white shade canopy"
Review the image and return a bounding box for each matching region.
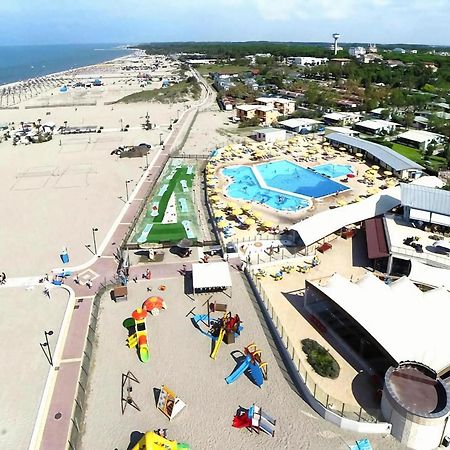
[192,262,232,292]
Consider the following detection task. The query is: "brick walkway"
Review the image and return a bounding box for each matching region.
[34,85,217,449]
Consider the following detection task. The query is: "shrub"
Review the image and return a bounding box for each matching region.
[301,338,340,379]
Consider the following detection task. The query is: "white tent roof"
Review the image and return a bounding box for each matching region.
[290,187,401,246]
[311,272,450,373]
[192,262,232,290]
[397,130,443,143]
[408,260,450,291]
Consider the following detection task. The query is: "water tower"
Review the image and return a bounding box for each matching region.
[332,33,340,55]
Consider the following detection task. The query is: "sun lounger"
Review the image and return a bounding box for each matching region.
[158,184,169,197]
[186,165,194,175]
[317,242,332,253]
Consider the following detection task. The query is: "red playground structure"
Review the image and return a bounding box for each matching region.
[232,404,276,437]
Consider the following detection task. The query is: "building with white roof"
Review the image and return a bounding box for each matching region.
[278,118,322,133]
[254,127,287,143]
[354,119,399,135]
[348,47,366,58]
[396,129,445,150]
[288,56,328,66]
[324,126,359,137]
[322,112,362,127]
[235,104,280,125]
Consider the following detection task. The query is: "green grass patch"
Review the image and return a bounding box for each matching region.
[301,339,340,379]
[196,64,252,75]
[147,223,187,243]
[391,143,447,171]
[116,80,200,104]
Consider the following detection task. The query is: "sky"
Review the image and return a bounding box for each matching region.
[0,0,449,46]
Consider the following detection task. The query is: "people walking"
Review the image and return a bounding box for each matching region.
[0,272,6,284]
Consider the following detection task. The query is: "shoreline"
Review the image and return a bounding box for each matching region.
[0,47,140,90]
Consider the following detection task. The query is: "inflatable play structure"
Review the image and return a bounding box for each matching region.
[225,343,268,387]
[232,404,276,437]
[131,431,190,450]
[143,296,167,316]
[60,247,69,264]
[127,308,150,363]
[156,385,186,421]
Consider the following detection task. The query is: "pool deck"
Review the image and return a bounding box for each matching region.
[208,137,394,245]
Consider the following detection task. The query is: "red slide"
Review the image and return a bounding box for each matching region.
[232,414,252,429]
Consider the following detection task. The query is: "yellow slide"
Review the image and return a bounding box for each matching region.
[210,327,225,360]
[132,431,186,450]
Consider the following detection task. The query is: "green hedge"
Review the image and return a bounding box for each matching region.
[301,338,340,379]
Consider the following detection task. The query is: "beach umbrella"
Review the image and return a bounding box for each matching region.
[354,196,362,202]
[355,152,363,158]
[383,170,393,176]
[226,201,237,209]
[214,211,224,219]
[244,217,256,226]
[367,187,380,195]
[371,165,380,170]
[241,204,251,212]
[132,307,148,321]
[231,208,243,216]
[252,211,263,219]
[262,220,274,228]
[217,220,228,229]
[337,199,347,207]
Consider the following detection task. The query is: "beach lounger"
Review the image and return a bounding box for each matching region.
[178,198,188,213]
[158,184,169,197]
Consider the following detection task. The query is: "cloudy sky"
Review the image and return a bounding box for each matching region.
[0,0,448,46]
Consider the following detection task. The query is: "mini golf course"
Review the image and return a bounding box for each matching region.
[132,161,199,244]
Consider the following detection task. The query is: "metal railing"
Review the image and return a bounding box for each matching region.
[390,244,450,268]
[245,268,380,424]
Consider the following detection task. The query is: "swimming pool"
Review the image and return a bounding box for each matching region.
[313,163,354,179]
[222,166,310,212]
[257,160,349,198]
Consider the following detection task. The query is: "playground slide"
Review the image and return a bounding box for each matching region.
[139,335,150,363]
[248,362,264,387]
[210,328,225,360]
[225,354,251,384]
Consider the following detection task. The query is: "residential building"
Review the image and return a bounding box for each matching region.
[322,112,361,127]
[288,56,329,66]
[370,108,389,119]
[256,97,296,115]
[243,78,259,91]
[396,130,445,150]
[393,47,406,53]
[385,60,405,68]
[413,116,429,130]
[362,53,383,64]
[235,104,280,125]
[324,126,359,137]
[348,46,366,58]
[329,58,351,67]
[219,96,235,111]
[326,133,423,179]
[278,118,322,134]
[354,119,399,135]
[254,128,286,143]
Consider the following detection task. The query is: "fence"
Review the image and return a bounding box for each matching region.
[67,285,106,449]
[245,268,381,425]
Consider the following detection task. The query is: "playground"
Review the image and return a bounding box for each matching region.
[131,160,200,245]
[79,269,403,450]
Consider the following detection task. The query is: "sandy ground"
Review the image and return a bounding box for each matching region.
[0,62,193,277]
[0,286,69,449]
[79,269,403,450]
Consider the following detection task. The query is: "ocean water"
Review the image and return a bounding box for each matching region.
[0,44,132,86]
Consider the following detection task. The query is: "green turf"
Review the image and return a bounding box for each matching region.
[391,143,447,171]
[147,223,187,243]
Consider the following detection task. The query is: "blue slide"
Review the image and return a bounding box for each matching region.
[225,354,251,385]
[249,362,264,387]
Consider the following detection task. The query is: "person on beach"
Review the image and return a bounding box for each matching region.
[0,272,6,284]
[86,279,92,289]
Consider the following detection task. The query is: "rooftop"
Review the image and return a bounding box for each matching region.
[355,119,399,130]
[310,272,450,373]
[323,112,360,121]
[401,183,450,216]
[279,118,321,128]
[326,133,424,171]
[397,129,443,143]
[256,127,285,134]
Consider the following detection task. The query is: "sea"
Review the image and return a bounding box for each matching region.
[0,44,133,86]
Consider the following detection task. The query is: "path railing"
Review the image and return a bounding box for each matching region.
[245,268,381,425]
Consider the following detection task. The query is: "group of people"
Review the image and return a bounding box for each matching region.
[0,272,6,284]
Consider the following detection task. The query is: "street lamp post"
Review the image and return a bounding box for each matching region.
[92,227,99,255]
[125,179,133,202]
[42,330,54,366]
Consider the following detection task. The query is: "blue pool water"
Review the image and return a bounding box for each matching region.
[257,160,349,198]
[222,166,310,212]
[313,163,353,178]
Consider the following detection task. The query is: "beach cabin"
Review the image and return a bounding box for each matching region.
[254,128,286,143]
